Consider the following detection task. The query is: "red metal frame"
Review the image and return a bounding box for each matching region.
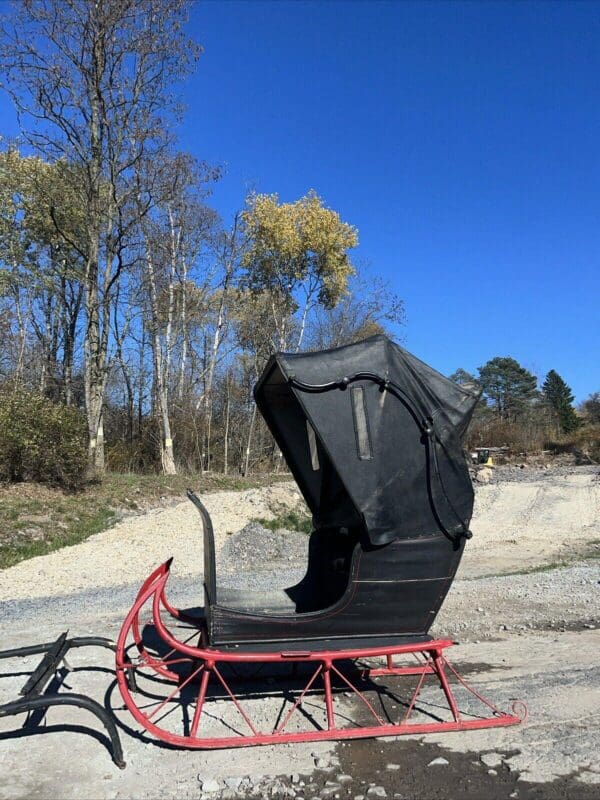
[116,561,526,749]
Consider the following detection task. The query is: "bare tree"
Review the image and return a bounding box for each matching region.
[1,0,200,475]
[200,214,247,470]
[308,274,405,350]
[134,153,217,473]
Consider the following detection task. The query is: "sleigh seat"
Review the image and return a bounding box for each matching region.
[186,489,461,650]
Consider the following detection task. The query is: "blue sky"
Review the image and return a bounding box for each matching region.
[2,1,599,400]
[182,0,600,400]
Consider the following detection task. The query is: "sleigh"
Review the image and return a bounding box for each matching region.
[116,335,524,749]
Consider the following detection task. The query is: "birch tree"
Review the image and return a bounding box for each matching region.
[0,0,199,476]
[200,214,247,469]
[136,153,217,473]
[241,190,358,351]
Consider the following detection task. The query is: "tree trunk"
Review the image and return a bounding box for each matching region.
[145,246,177,475]
[84,36,106,478]
[13,287,27,385]
[63,357,73,406]
[178,256,188,401]
[153,339,177,475]
[160,416,177,474]
[86,378,105,476]
[62,278,82,406]
[243,403,257,477]
[223,376,231,475]
[137,321,146,442]
[204,281,228,472]
[295,297,311,352]
[84,256,106,476]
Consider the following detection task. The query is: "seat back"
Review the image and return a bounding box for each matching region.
[186,490,217,613]
[285,527,359,612]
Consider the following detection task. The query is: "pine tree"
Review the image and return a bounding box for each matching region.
[478,357,538,419]
[542,370,580,433]
[449,368,479,390]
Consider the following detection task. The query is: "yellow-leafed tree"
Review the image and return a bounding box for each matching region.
[241,190,358,351]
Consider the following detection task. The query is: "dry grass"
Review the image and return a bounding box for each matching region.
[546,424,600,463]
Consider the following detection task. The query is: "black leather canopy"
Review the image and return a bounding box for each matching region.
[254,335,479,546]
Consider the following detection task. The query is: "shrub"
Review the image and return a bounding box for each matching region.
[466,413,551,453]
[104,410,162,473]
[0,388,88,487]
[257,508,313,534]
[546,424,600,463]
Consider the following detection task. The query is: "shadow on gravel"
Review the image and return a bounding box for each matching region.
[0,664,121,765]
[0,722,115,761]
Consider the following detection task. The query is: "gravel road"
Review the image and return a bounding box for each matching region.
[0,466,599,799]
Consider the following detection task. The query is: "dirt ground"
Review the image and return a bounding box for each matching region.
[462,466,599,577]
[0,466,598,799]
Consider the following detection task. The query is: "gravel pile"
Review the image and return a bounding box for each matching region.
[0,482,303,602]
[219,520,309,574]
